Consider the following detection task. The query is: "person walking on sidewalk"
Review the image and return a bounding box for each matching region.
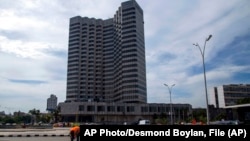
[70,125,80,141]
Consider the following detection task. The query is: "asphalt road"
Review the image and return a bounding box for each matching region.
[0,136,70,141]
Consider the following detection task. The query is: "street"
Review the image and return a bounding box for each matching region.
[0,137,70,141]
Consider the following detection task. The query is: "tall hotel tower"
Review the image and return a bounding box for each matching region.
[66,0,147,104]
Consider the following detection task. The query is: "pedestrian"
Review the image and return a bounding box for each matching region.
[191,119,197,125]
[69,125,80,141]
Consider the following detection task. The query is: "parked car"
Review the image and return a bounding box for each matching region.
[138,119,151,125]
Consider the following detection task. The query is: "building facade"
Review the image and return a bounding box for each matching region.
[66,0,146,104]
[59,102,192,124]
[209,84,250,108]
[47,94,58,112]
[59,0,192,124]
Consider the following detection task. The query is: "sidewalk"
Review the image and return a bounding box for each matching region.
[0,127,70,137]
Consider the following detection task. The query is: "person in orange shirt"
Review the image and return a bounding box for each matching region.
[70,125,80,141]
[191,119,197,125]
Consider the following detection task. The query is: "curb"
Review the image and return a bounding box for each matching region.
[0,134,69,137]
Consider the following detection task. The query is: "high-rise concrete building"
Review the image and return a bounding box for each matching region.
[66,0,146,104]
[209,84,250,108]
[47,94,58,112]
[59,0,192,123]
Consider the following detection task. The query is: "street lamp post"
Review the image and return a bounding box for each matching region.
[193,34,212,125]
[164,84,175,125]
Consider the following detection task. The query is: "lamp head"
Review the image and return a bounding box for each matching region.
[193,43,198,46]
[206,34,212,41]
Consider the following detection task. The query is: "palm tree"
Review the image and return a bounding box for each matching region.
[51,107,61,123]
[29,108,40,124]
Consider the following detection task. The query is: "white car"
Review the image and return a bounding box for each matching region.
[138,120,150,125]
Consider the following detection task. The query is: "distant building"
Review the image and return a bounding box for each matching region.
[0,111,5,117]
[47,94,58,112]
[13,111,27,117]
[209,84,250,108]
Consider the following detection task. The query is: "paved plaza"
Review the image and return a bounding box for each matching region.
[0,127,70,137]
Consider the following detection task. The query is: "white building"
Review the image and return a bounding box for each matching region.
[209,84,250,108]
[47,94,58,112]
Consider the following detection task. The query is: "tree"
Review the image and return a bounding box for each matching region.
[51,107,61,123]
[29,108,40,124]
[237,98,250,104]
[192,108,206,123]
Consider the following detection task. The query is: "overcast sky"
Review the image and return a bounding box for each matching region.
[0,0,249,114]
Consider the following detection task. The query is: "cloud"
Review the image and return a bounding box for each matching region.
[143,0,250,106]
[0,36,52,59]
[8,79,48,85]
[0,77,66,113]
[0,0,249,113]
